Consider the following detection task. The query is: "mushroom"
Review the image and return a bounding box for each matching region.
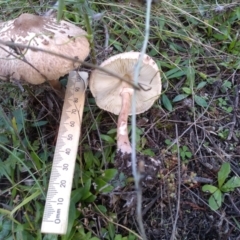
[90,52,161,155]
[0,13,90,96]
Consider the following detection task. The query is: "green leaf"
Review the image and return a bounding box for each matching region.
[95,205,107,214]
[180,151,185,159]
[186,66,195,86]
[11,190,41,216]
[165,68,186,79]
[221,176,240,192]
[172,94,188,102]
[100,134,115,144]
[161,94,172,111]
[218,162,231,188]
[108,222,115,240]
[196,81,207,90]
[114,235,123,240]
[81,178,92,200]
[208,189,222,210]
[107,128,117,134]
[202,185,218,194]
[198,72,207,79]
[185,152,192,158]
[102,169,117,182]
[194,95,208,107]
[182,87,192,95]
[31,121,48,127]
[165,139,172,145]
[182,146,188,151]
[94,178,113,193]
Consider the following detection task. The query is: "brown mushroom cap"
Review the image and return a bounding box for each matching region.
[0,13,89,84]
[90,52,161,115]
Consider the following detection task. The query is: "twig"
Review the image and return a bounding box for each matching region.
[226,194,240,216]
[93,203,143,240]
[142,192,161,216]
[0,40,140,90]
[131,0,152,239]
[227,85,239,140]
[170,124,181,240]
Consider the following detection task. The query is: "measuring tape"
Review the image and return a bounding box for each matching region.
[41,71,88,235]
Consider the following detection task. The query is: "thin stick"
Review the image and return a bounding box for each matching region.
[0,40,140,90]
[131,0,152,239]
[227,84,239,140]
[170,124,181,240]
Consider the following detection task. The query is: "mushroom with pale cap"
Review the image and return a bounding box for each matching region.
[0,13,90,96]
[90,52,161,155]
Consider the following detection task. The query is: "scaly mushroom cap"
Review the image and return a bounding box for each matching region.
[0,13,89,84]
[90,52,161,115]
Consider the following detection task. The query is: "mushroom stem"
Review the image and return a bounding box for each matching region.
[117,88,134,154]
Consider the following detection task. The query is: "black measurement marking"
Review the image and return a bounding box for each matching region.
[57,198,64,205]
[69,121,75,127]
[60,180,66,188]
[75,87,80,92]
[73,98,78,103]
[55,209,61,224]
[65,148,71,155]
[67,134,73,140]
[62,163,68,171]
[71,109,77,114]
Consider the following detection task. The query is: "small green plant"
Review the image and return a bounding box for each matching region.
[217,127,229,140]
[165,140,192,163]
[179,145,192,162]
[202,162,240,211]
[217,97,233,113]
[171,67,208,108]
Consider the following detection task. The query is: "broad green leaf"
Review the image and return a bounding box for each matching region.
[114,235,123,240]
[95,205,107,214]
[165,68,186,79]
[185,152,192,158]
[142,148,155,157]
[94,178,113,193]
[108,222,115,240]
[196,81,207,90]
[198,72,207,79]
[186,66,195,87]
[221,176,240,192]
[208,189,222,210]
[182,87,192,95]
[100,134,115,144]
[81,178,92,200]
[102,169,117,182]
[182,146,188,151]
[107,128,117,134]
[202,185,218,194]
[172,94,188,102]
[161,94,172,111]
[165,139,172,145]
[218,162,231,188]
[194,95,208,107]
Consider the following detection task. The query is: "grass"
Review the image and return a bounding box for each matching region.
[1,0,240,239]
